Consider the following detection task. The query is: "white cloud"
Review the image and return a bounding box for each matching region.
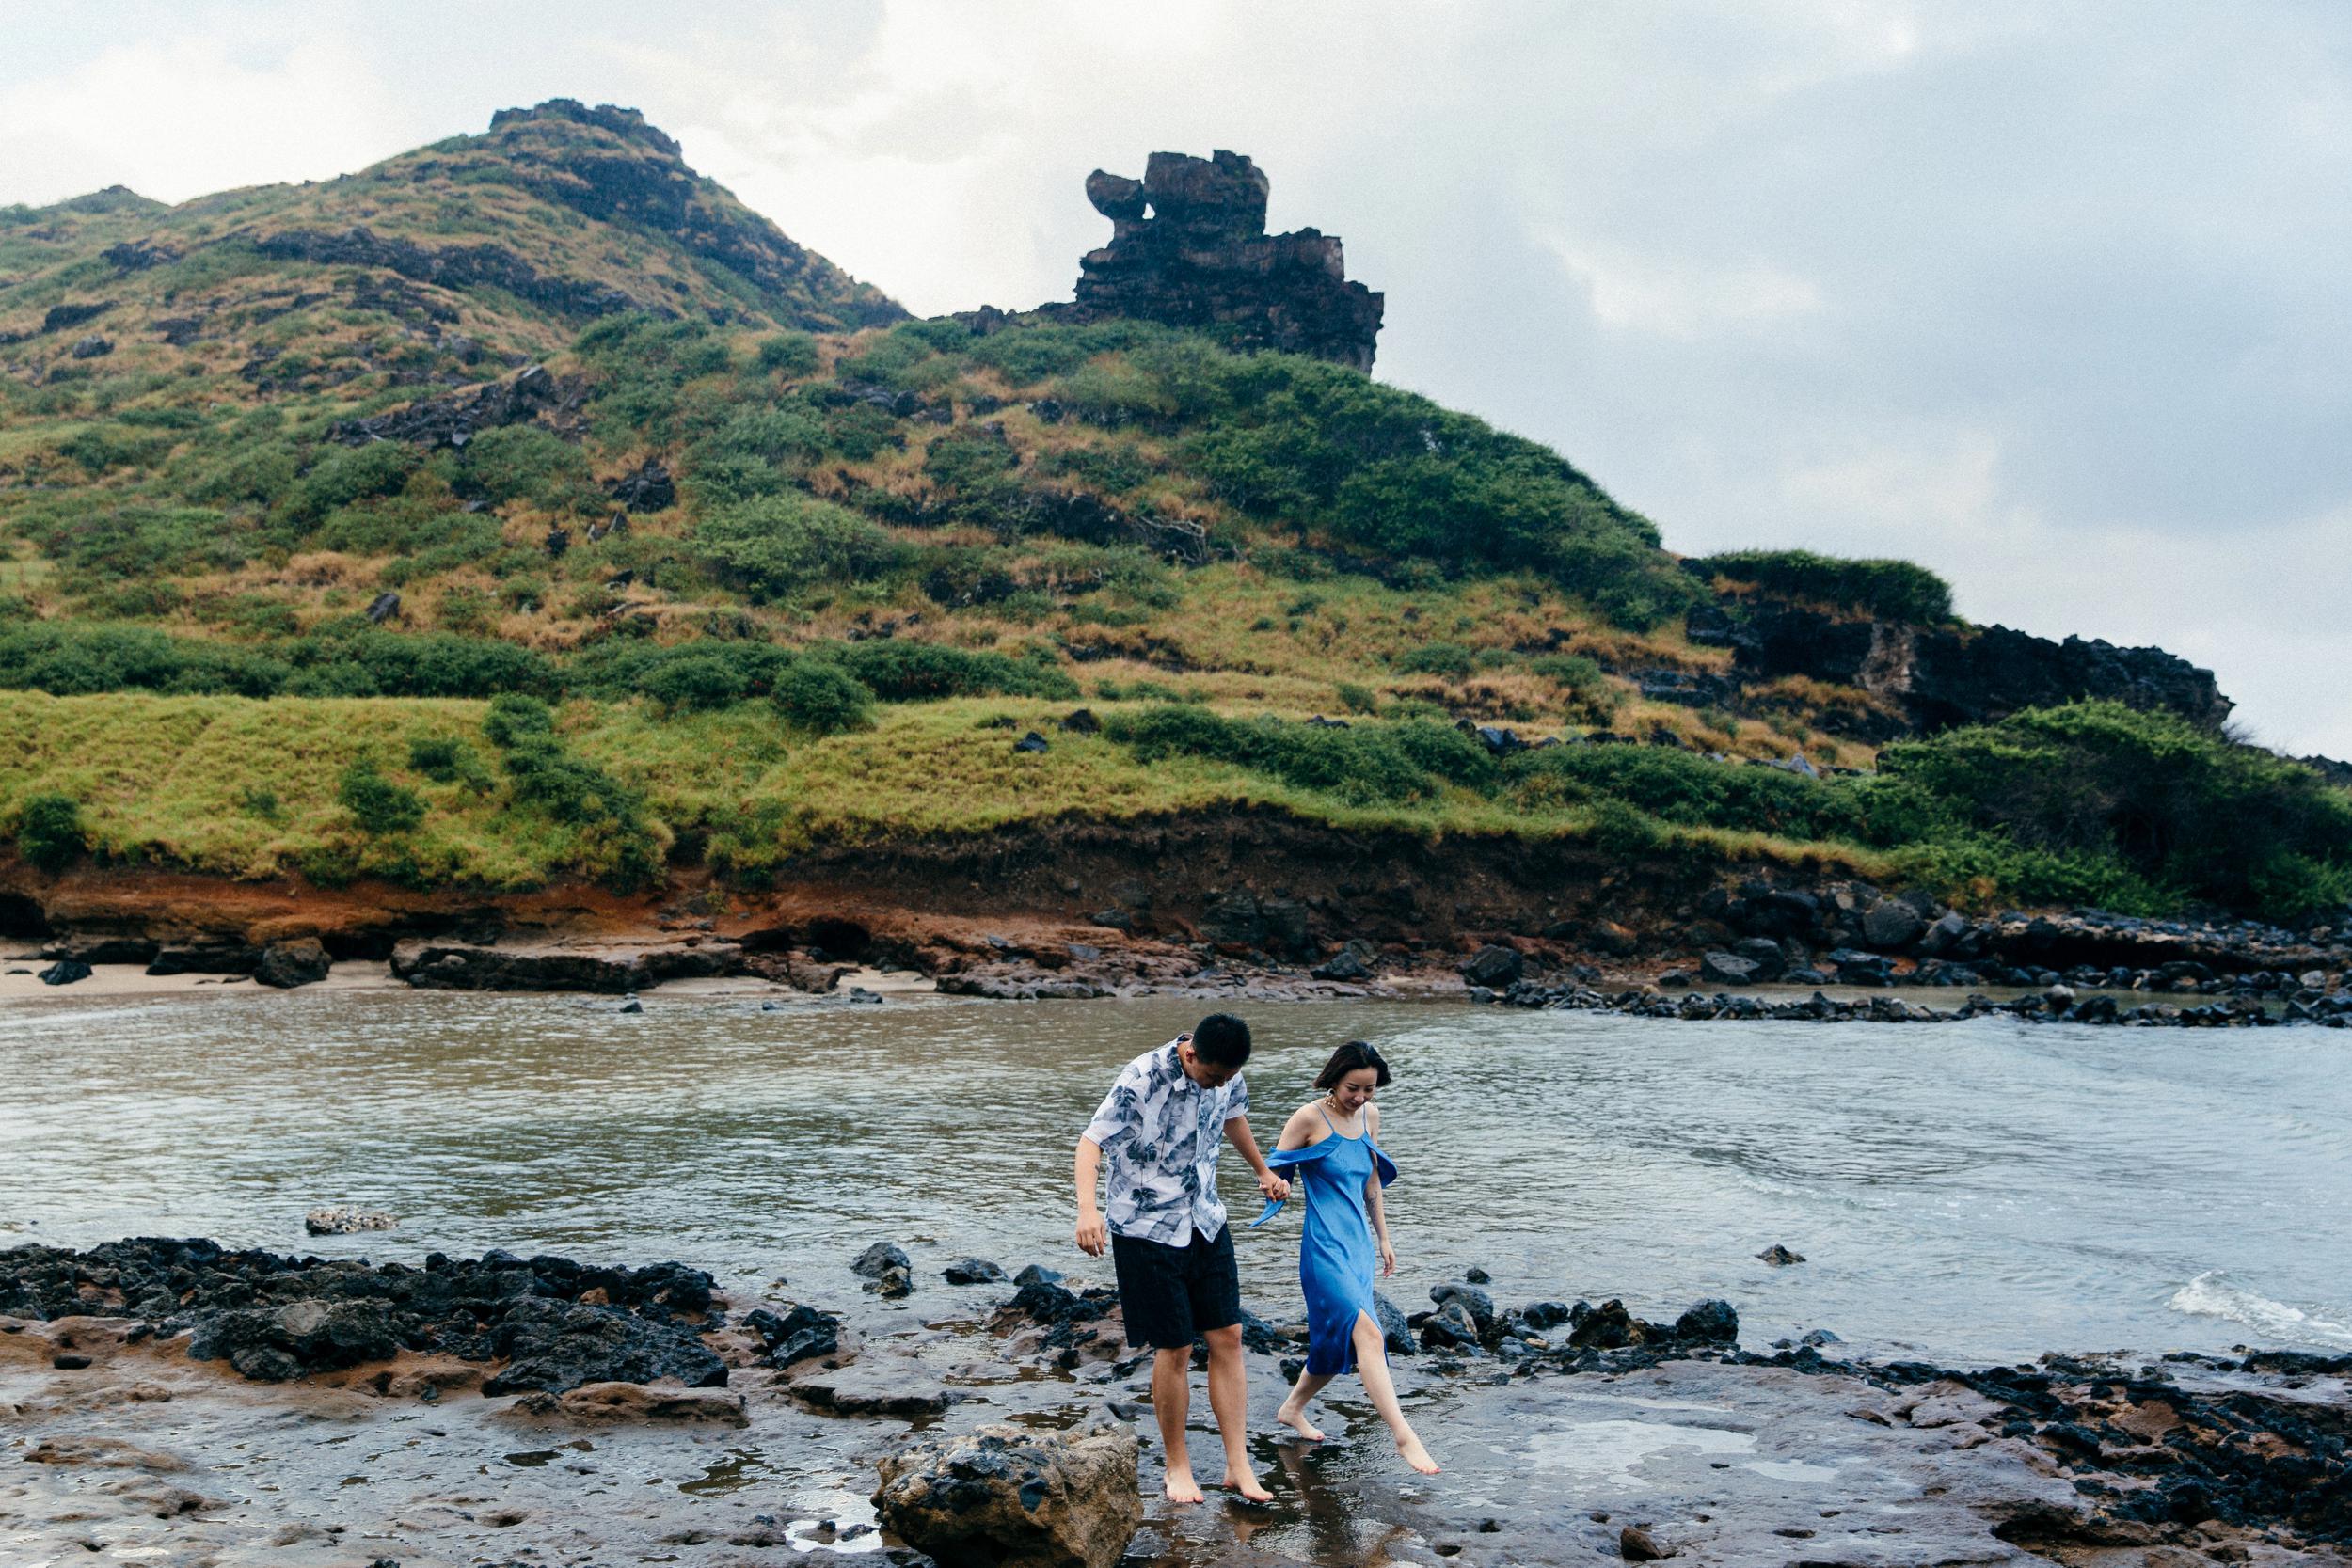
[0,33,406,205]
[1544,236,1826,340]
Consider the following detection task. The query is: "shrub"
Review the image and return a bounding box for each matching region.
[15,793,86,873]
[1692,549,1954,624]
[462,425,596,510]
[1104,707,1487,807]
[480,694,661,890]
[1862,701,2352,917]
[1336,681,1377,714]
[287,443,417,525]
[831,640,1078,701]
[691,493,904,600]
[338,761,426,834]
[408,736,491,790]
[772,661,875,735]
[1507,743,1862,840]
[755,332,820,376]
[639,650,756,712]
[1394,641,1476,679]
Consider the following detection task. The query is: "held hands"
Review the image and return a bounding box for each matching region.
[1379,1239,1397,1276]
[1258,1168,1292,1203]
[1075,1210,1108,1257]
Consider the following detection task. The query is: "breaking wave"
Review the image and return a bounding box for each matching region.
[2168,1271,2352,1350]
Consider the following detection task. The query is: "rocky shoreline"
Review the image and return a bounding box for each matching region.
[5,1237,2348,1566]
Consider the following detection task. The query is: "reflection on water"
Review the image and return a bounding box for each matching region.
[3,988,2349,1362]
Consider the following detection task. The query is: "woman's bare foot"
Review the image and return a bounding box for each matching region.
[1396,1433,1440,1475]
[1274,1399,1326,1441]
[1223,1465,1275,1502]
[1164,1467,1205,1504]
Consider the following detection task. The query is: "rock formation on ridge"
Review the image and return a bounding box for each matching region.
[1064,150,1383,371]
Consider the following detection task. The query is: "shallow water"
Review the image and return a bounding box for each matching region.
[6,987,2348,1364]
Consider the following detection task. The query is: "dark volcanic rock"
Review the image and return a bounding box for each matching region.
[37,959,90,986]
[873,1418,1141,1568]
[850,1242,911,1279]
[481,1296,726,1395]
[253,939,330,990]
[262,228,640,327]
[744,1304,839,1367]
[604,457,675,511]
[389,939,740,992]
[1062,150,1383,371]
[1723,600,2233,734]
[942,1258,1008,1285]
[1,1239,722,1392]
[329,362,580,448]
[1460,943,1524,989]
[147,943,263,976]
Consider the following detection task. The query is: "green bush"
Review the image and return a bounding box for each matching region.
[481,693,660,890]
[691,493,904,600]
[638,649,757,712]
[338,760,426,834]
[1394,641,1476,679]
[1507,744,1861,840]
[1104,706,1490,806]
[462,425,596,510]
[1692,549,1954,624]
[287,444,417,526]
[755,332,820,376]
[1861,701,2352,917]
[15,793,86,873]
[772,661,875,734]
[407,736,491,790]
[831,640,1078,701]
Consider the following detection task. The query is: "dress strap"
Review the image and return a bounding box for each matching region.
[1316,1102,1339,1136]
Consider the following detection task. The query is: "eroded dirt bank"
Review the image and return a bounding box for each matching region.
[4,1240,2348,1567]
[7,812,2347,1014]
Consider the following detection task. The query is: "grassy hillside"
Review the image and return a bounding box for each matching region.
[1,108,2344,926]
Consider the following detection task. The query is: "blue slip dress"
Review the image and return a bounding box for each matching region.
[1252,1107,1400,1376]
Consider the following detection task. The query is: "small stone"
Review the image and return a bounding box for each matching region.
[1756,1243,1805,1266]
[1620,1524,1667,1560]
[52,1353,93,1370]
[305,1207,397,1236]
[37,959,92,986]
[1012,731,1051,753]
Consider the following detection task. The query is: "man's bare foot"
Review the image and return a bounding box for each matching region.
[1223,1465,1275,1502]
[1164,1468,1206,1505]
[1274,1400,1325,1441]
[1396,1433,1440,1475]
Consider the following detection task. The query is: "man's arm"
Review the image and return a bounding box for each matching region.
[1224,1116,1290,1202]
[1073,1136,1108,1256]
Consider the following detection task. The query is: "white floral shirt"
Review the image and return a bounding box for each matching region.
[1083,1038,1249,1247]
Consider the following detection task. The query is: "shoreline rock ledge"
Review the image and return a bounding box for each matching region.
[873,1416,1141,1568]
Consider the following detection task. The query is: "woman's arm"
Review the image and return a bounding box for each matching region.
[1365,1105,1395,1275]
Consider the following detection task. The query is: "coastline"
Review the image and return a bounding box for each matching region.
[5,1236,2346,1567]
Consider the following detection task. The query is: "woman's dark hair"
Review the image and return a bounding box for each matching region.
[1190,1012,1253,1068]
[1313,1039,1391,1090]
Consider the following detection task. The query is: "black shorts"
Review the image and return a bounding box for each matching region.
[1111,1225,1241,1350]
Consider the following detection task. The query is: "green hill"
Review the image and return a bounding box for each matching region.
[0,104,2344,928]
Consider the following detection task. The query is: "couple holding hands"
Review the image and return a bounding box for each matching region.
[1073,1011,1438,1504]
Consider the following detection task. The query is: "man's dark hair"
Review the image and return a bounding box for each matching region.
[1313,1038,1391,1090]
[1190,1013,1252,1068]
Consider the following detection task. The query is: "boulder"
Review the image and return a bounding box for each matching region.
[146,944,262,976]
[188,1298,402,1382]
[743,1304,839,1367]
[255,939,331,990]
[1429,1281,1497,1336]
[1756,1244,1804,1266]
[1673,1299,1739,1344]
[873,1417,1141,1568]
[1862,901,1926,951]
[1372,1291,1415,1356]
[605,458,675,511]
[506,1381,746,1425]
[1698,950,1760,988]
[1460,943,1523,989]
[943,1258,1008,1285]
[1012,731,1051,754]
[869,1264,914,1299]
[1730,937,1788,980]
[1057,708,1102,735]
[850,1242,911,1278]
[36,959,90,986]
[304,1207,396,1236]
[1012,1263,1065,1289]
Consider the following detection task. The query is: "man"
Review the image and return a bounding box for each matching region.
[1075,1012,1290,1504]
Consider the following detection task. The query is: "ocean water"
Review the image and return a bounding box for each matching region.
[4,988,2347,1366]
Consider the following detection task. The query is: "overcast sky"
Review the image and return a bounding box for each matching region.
[5,0,2347,756]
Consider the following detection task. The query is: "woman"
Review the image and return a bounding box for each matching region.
[1252,1039,1438,1474]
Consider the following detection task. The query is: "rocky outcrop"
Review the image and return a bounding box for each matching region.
[1697,599,2233,734]
[0,1239,723,1391]
[389,938,740,992]
[1062,150,1383,371]
[873,1417,1141,1568]
[475,101,903,330]
[256,227,641,323]
[328,362,582,448]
